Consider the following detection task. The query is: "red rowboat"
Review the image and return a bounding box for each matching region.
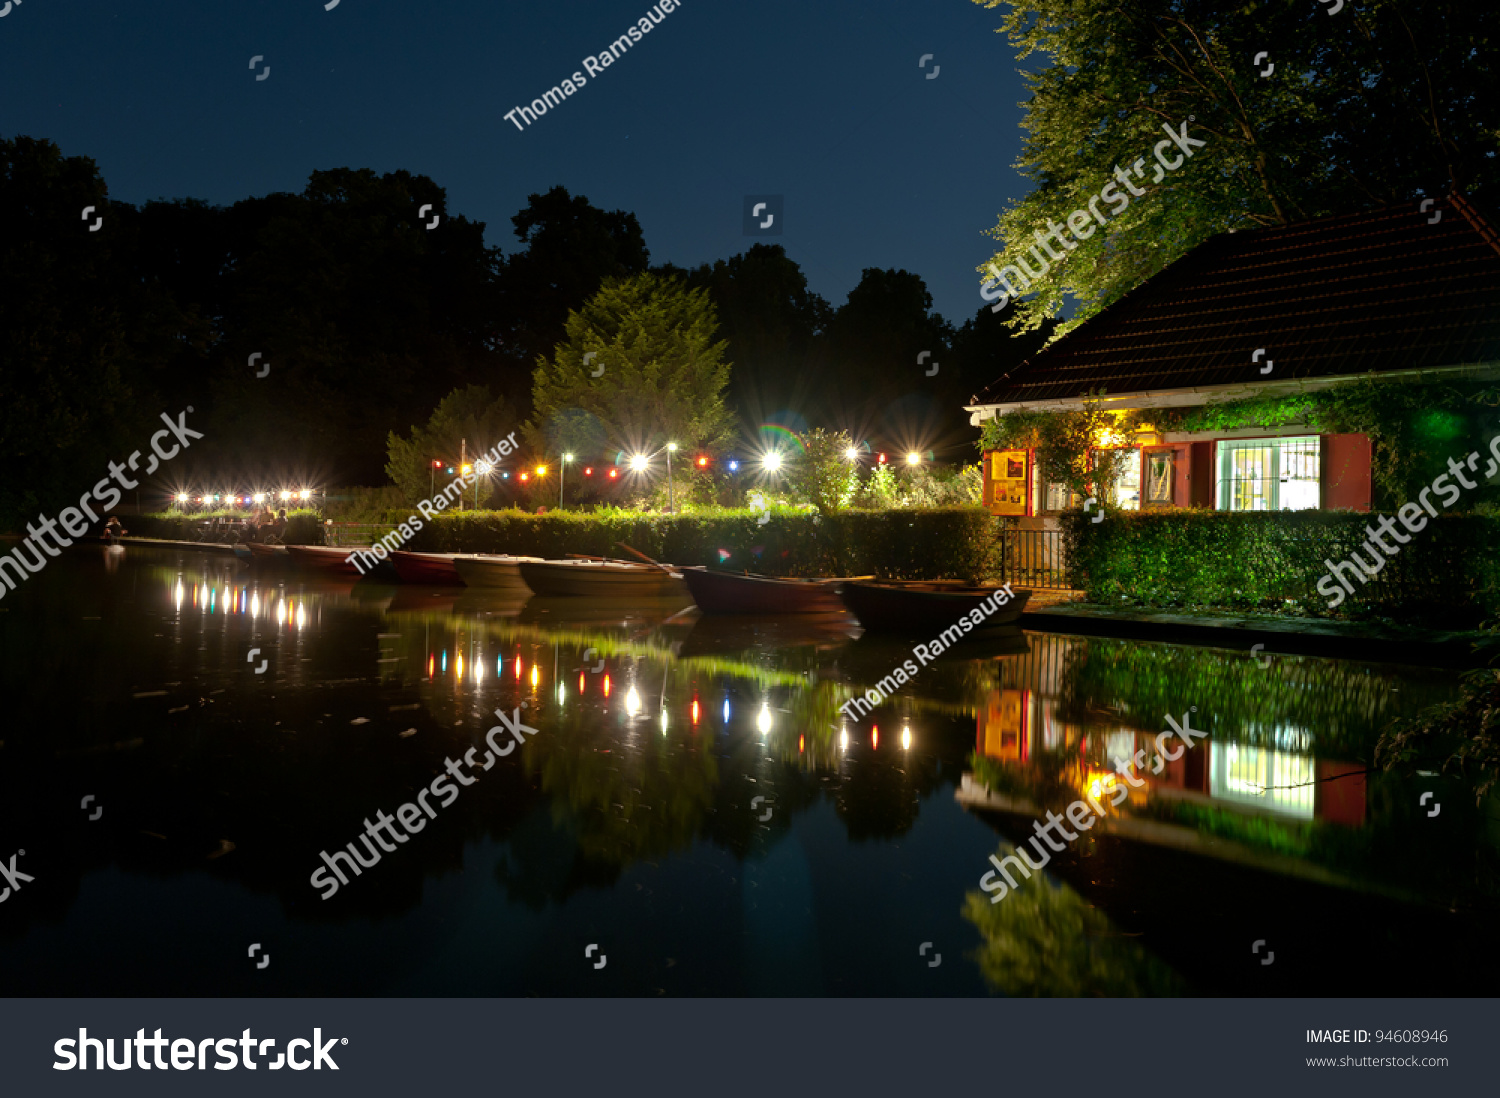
[389,551,464,585]
[285,544,364,575]
[517,559,688,598]
[681,566,847,615]
[837,582,1029,633]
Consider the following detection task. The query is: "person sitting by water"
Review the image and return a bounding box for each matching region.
[102,516,126,542]
[262,508,288,543]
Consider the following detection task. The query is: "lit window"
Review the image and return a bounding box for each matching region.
[1216,436,1320,511]
[1090,447,1141,510]
[1210,742,1315,819]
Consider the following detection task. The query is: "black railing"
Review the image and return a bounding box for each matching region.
[321,522,398,548]
[997,527,1070,590]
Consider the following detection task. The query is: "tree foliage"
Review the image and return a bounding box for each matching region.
[500,186,650,370]
[385,384,517,505]
[978,395,1136,504]
[975,0,1500,337]
[0,136,192,523]
[527,272,736,460]
[789,428,858,512]
[672,244,832,425]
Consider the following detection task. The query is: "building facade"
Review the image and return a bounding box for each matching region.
[967,196,1500,518]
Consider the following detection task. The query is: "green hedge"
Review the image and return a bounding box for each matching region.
[1062,508,1500,624]
[130,510,326,545]
[407,506,1000,581]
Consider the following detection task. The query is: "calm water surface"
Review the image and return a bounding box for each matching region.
[0,545,1491,996]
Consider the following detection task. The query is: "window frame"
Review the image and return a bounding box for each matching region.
[1213,434,1322,512]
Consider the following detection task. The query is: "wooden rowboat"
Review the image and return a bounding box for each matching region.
[389,550,464,586]
[248,542,288,561]
[517,559,689,599]
[450,553,545,588]
[285,544,364,575]
[681,566,847,615]
[837,582,1029,634]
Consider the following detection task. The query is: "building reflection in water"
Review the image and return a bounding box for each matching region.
[974,633,1367,827]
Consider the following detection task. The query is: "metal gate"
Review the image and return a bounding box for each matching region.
[996,527,1069,590]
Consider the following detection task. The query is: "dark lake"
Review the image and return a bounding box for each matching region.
[0,544,1493,996]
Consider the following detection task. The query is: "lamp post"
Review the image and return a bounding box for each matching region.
[560,453,573,509]
[475,461,493,508]
[459,438,468,511]
[666,442,678,512]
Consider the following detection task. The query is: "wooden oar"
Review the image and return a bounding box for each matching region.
[614,541,676,574]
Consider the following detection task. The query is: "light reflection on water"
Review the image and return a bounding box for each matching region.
[0,546,1482,996]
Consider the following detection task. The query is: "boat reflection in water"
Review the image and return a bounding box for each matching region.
[0,546,1487,997]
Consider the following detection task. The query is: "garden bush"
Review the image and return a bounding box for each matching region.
[409,505,1001,581]
[1061,508,1500,623]
[130,509,326,544]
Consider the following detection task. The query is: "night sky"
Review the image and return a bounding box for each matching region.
[0,0,1032,326]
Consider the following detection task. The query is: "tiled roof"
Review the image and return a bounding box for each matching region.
[972,195,1500,407]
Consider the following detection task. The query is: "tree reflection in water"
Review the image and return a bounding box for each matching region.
[962,845,1186,997]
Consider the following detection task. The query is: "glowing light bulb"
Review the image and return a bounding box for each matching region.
[625,686,641,717]
[757,703,772,735]
[901,725,912,751]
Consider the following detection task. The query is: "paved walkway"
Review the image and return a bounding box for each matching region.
[1016,589,1484,667]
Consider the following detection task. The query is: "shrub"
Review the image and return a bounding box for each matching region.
[129,509,326,544]
[322,486,412,523]
[408,505,1001,581]
[852,465,900,509]
[1061,508,1500,624]
[788,428,858,512]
